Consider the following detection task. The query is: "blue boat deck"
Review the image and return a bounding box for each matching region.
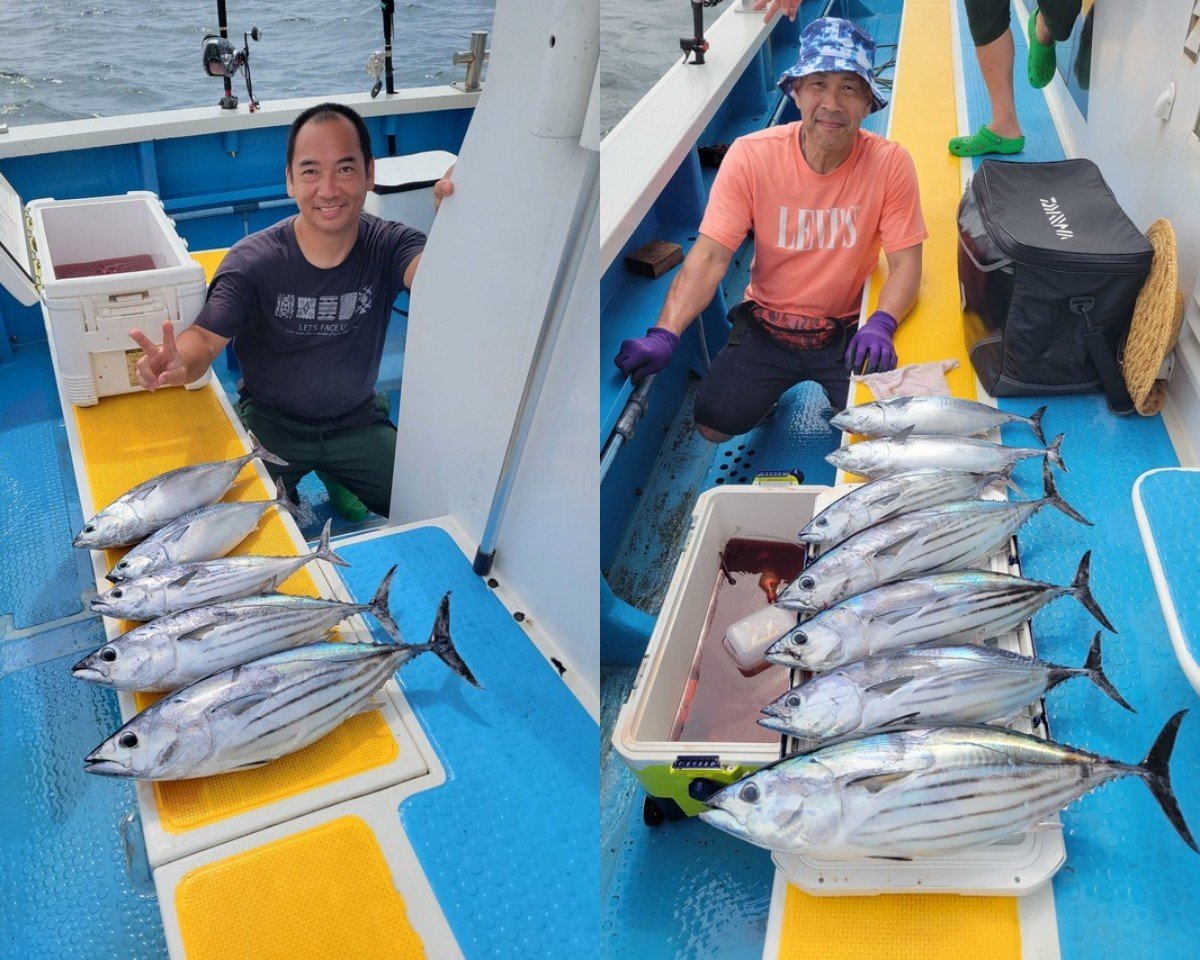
[600,1,1200,958]
[601,0,899,623]
[0,108,598,958]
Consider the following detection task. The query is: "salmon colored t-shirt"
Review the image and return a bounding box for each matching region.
[699,122,927,319]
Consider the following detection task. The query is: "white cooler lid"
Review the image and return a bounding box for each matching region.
[0,170,38,306]
[371,150,457,195]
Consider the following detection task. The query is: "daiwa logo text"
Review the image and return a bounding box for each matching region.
[1039,197,1073,240]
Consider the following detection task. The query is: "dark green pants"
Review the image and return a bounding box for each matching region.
[965,0,1081,46]
[234,394,396,518]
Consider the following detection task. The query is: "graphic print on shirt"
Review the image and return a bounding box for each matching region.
[272,286,374,336]
[776,205,861,251]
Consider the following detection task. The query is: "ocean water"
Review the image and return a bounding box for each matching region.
[600,0,706,137]
[0,0,495,126]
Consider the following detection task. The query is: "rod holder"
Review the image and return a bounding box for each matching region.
[452,30,490,91]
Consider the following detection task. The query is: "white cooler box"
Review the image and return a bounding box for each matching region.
[0,175,208,406]
[612,484,1067,896]
[364,150,456,236]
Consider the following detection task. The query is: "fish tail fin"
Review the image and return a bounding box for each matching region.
[427,592,482,688]
[1069,551,1116,632]
[1046,433,1067,472]
[1135,710,1198,853]
[1027,405,1048,446]
[367,565,402,642]
[247,430,288,467]
[1081,631,1135,712]
[272,477,299,518]
[1041,460,1091,526]
[992,468,1026,498]
[313,519,351,568]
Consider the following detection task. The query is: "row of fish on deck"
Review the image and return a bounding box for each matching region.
[696,395,1197,860]
[70,439,478,781]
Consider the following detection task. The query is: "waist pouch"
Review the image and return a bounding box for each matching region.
[750,305,854,351]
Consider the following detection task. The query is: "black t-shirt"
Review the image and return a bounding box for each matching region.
[195,213,425,421]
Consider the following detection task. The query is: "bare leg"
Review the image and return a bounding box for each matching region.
[1035,10,1052,45]
[976,31,1022,139]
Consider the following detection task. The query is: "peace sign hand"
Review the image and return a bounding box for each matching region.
[129,320,188,392]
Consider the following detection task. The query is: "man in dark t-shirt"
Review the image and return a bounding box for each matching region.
[130,102,449,519]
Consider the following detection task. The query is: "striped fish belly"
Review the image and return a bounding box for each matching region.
[163,605,349,689]
[179,646,398,779]
[831,738,1112,858]
[860,575,1057,649]
[160,556,310,614]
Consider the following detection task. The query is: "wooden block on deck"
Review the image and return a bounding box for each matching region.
[625,240,684,279]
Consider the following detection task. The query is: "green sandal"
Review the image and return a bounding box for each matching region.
[1026,9,1057,89]
[948,125,1026,158]
[316,471,371,522]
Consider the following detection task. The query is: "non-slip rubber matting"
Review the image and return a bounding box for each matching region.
[957,1,1200,955]
[175,816,425,960]
[336,527,598,959]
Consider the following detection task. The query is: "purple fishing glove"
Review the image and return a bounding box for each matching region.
[844,310,898,374]
[614,327,679,382]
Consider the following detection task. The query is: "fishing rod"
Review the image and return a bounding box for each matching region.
[381,0,396,96]
[367,0,398,154]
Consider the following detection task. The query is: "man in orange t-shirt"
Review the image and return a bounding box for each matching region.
[614,17,927,441]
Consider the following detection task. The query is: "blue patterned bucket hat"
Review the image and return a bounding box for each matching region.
[777,17,887,114]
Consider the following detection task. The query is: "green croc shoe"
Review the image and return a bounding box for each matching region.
[316,471,370,522]
[1027,9,1057,89]
[948,125,1026,158]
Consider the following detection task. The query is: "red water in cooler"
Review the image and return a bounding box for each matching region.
[55,254,157,279]
[671,538,808,744]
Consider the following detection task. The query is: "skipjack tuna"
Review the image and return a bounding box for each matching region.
[766,552,1113,671]
[831,397,1047,445]
[84,593,479,780]
[826,427,1065,479]
[91,520,346,621]
[75,566,403,692]
[775,464,1088,613]
[107,478,296,582]
[798,468,1017,549]
[701,712,1197,859]
[759,633,1133,749]
[74,432,286,549]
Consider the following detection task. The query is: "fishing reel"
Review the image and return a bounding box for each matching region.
[201,26,262,111]
[366,51,386,99]
[680,0,725,65]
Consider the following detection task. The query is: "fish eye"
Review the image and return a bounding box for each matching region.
[110,589,123,598]
[84,525,95,533]
[793,632,808,646]
[100,648,118,662]
[800,576,815,590]
[815,517,827,526]
[115,560,127,569]
[119,732,138,748]
[786,695,801,708]
[740,782,761,803]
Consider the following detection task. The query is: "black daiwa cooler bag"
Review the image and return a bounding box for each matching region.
[958,158,1153,413]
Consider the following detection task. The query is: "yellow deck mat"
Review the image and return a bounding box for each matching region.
[176,815,426,960]
[74,385,398,833]
[190,248,228,284]
[852,0,978,410]
[776,0,1026,954]
[777,886,1020,960]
